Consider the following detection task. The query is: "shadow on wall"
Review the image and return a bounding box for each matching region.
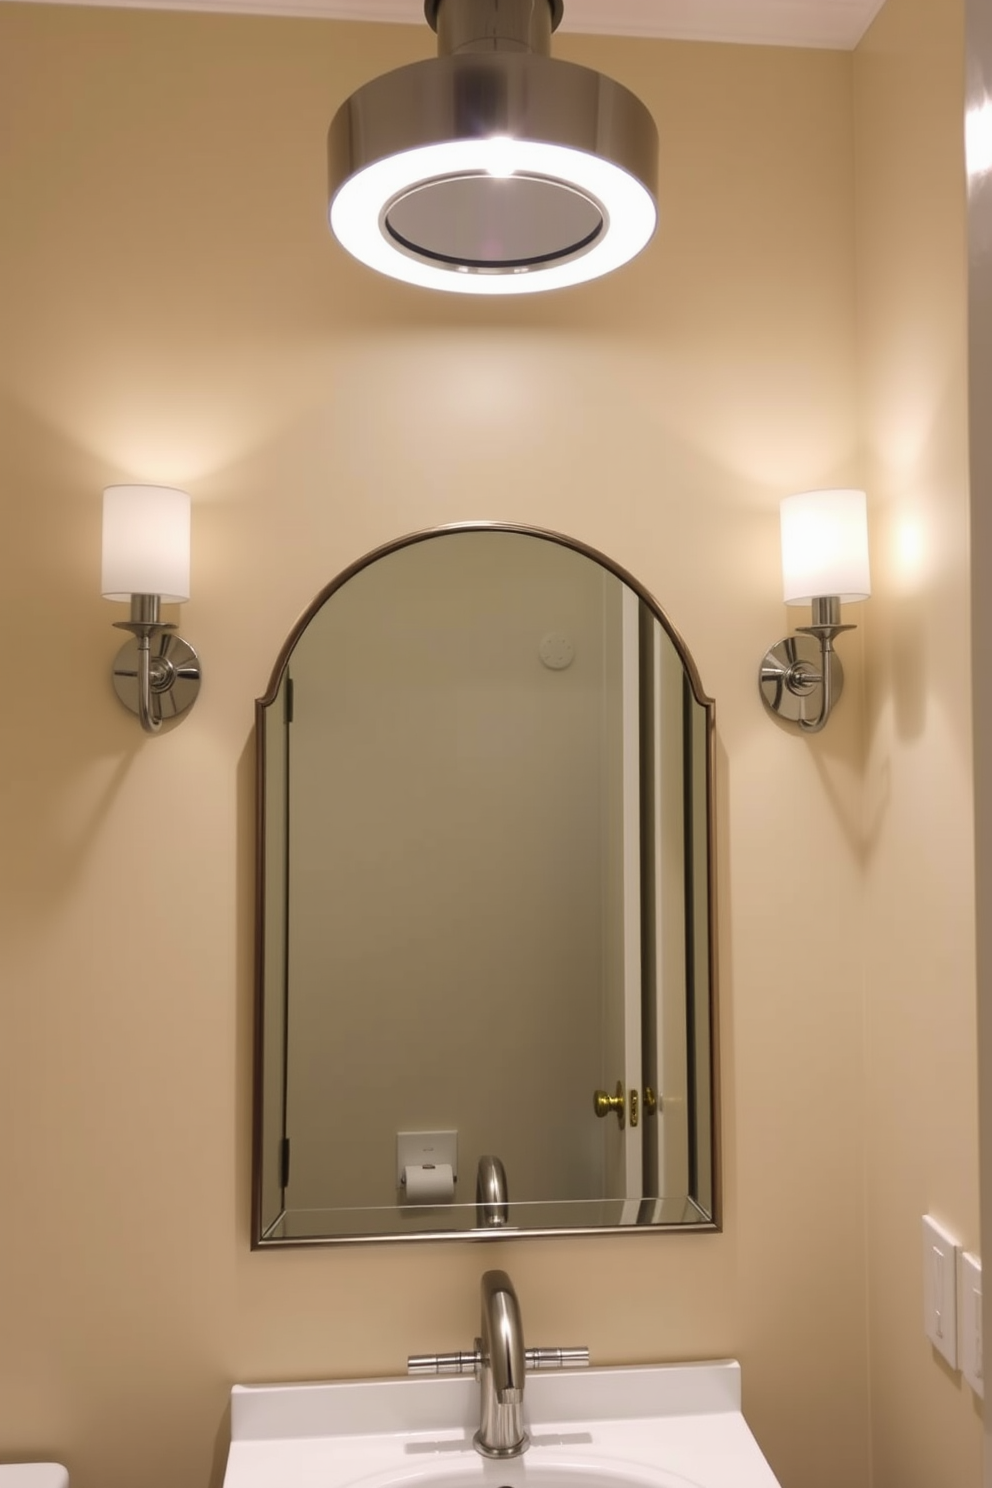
[890,593,928,741]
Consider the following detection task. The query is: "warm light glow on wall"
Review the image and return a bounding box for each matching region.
[966,98,992,180]
[892,515,928,588]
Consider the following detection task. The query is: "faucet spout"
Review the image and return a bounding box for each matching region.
[474,1270,529,1458]
[475,1155,509,1227]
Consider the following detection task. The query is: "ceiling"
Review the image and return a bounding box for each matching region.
[37,0,887,50]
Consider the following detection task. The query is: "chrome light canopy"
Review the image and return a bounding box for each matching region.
[327,0,659,295]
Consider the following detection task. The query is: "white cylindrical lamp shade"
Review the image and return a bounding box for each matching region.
[780,488,871,604]
[102,485,191,603]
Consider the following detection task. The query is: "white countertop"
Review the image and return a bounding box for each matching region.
[0,1470,69,1488]
[223,1362,782,1488]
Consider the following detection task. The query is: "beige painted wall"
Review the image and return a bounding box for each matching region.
[967,3,992,1484]
[855,0,982,1483]
[0,8,880,1487]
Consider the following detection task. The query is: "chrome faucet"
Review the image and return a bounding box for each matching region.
[407,1270,589,1461]
[475,1155,509,1227]
[475,1269,528,1457]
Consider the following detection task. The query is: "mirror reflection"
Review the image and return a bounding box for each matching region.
[253,526,718,1244]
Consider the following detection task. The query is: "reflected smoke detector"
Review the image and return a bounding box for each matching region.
[327,0,659,295]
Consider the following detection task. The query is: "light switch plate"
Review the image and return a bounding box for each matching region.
[960,1251,983,1397]
[922,1215,959,1368]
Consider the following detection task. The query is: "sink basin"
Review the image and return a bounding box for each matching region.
[352,1463,702,1488]
[347,1462,703,1488]
[221,1361,782,1488]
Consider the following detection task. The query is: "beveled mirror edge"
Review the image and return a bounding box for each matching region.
[250,521,722,1249]
[253,1217,720,1249]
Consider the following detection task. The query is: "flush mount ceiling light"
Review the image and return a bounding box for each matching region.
[327,0,659,294]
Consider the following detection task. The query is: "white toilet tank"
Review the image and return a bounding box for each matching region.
[0,1469,68,1487]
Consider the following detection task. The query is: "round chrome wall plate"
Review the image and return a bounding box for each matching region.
[759,633,843,725]
[111,633,202,724]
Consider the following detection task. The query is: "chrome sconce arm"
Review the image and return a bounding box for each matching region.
[111,594,201,735]
[758,490,870,735]
[102,486,202,734]
[759,596,856,734]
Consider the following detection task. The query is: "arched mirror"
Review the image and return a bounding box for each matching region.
[253,524,718,1244]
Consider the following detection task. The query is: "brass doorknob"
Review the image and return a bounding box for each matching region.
[594,1081,625,1128]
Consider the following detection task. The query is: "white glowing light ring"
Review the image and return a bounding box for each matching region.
[330,138,657,296]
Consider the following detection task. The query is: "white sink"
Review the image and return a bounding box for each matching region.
[221,1361,782,1488]
[343,1462,702,1488]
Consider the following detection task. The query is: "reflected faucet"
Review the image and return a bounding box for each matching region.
[475,1155,509,1227]
[475,1269,528,1458]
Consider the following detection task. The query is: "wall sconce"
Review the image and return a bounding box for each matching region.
[758,488,871,734]
[101,484,202,734]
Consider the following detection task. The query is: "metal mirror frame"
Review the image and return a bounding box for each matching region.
[251,521,721,1246]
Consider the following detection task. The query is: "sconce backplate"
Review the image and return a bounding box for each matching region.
[759,633,843,726]
[112,633,201,724]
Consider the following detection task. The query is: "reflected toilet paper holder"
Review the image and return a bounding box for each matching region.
[397,1130,458,1202]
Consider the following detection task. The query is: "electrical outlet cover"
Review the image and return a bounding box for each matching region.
[922,1215,959,1369]
[960,1251,983,1397]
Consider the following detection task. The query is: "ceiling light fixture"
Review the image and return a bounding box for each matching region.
[327,0,659,295]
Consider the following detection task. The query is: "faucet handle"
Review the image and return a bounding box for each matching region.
[408,1345,589,1376]
[526,1346,590,1370]
[408,1350,482,1376]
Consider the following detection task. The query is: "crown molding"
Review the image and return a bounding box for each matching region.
[286,0,883,49]
[25,0,886,49]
